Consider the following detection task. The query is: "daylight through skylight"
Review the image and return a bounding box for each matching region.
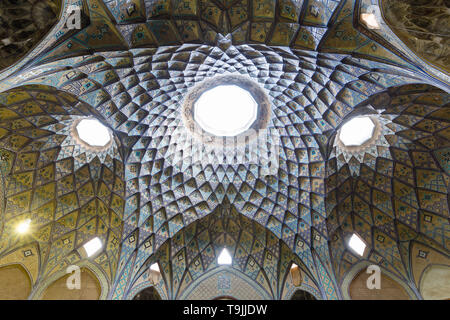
[194,85,257,136]
[83,237,103,257]
[218,248,232,265]
[76,118,111,147]
[339,116,375,147]
[348,233,366,256]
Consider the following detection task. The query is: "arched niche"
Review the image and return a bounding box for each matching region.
[349,269,410,300]
[410,241,450,299]
[290,264,302,287]
[290,289,317,300]
[341,261,417,300]
[41,267,102,300]
[0,263,32,299]
[213,296,238,300]
[178,266,272,300]
[280,261,323,300]
[420,265,450,300]
[126,204,321,300]
[133,286,162,300]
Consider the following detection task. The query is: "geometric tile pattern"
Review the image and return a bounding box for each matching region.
[327,84,450,287]
[121,204,320,299]
[0,0,448,300]
[332,108,409,175]
[0,0,60,71]
[0,85,125,289]
[1,33,425,299]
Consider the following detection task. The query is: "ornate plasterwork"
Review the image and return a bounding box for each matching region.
[326,85,450,293]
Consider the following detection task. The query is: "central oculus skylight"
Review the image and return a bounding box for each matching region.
[194,85,257,136]
[76,119,111,147]
[339,116,375,147]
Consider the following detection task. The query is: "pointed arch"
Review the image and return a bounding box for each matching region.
[0,263,32,299]
[33,262,109,300]
[133,286,162,300]
[419,265,450,300]
[341,261,418,300]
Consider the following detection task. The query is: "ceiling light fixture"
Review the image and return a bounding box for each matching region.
[16,219,31,234]
[194,85,257,137]
[76,118,111,147]
[83,237,103,257]
[218,248,232,265]
[348,233,366,257]
[339,116,375,147]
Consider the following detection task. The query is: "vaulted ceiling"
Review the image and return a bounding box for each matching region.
[381,0,449,74]
[0,0,62,71]
[0,0,448,300]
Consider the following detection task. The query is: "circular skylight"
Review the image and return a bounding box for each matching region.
[76,119,111,147]
[194,85,258,136]
[339,116,375,147]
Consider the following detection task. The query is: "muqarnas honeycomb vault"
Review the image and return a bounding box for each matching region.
[0,0,448,300]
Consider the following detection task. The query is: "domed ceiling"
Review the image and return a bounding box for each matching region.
[381,0,449,74]
[0,0,448,300]
[0,0,62,71]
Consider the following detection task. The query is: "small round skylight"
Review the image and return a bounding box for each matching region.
[76,119,111,147]
[339,116,375,147]
[194,85,257,136]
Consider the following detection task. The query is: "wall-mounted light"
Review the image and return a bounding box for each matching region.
[16,219,31,234]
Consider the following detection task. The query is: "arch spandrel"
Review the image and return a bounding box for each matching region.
[121,206,323,300]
